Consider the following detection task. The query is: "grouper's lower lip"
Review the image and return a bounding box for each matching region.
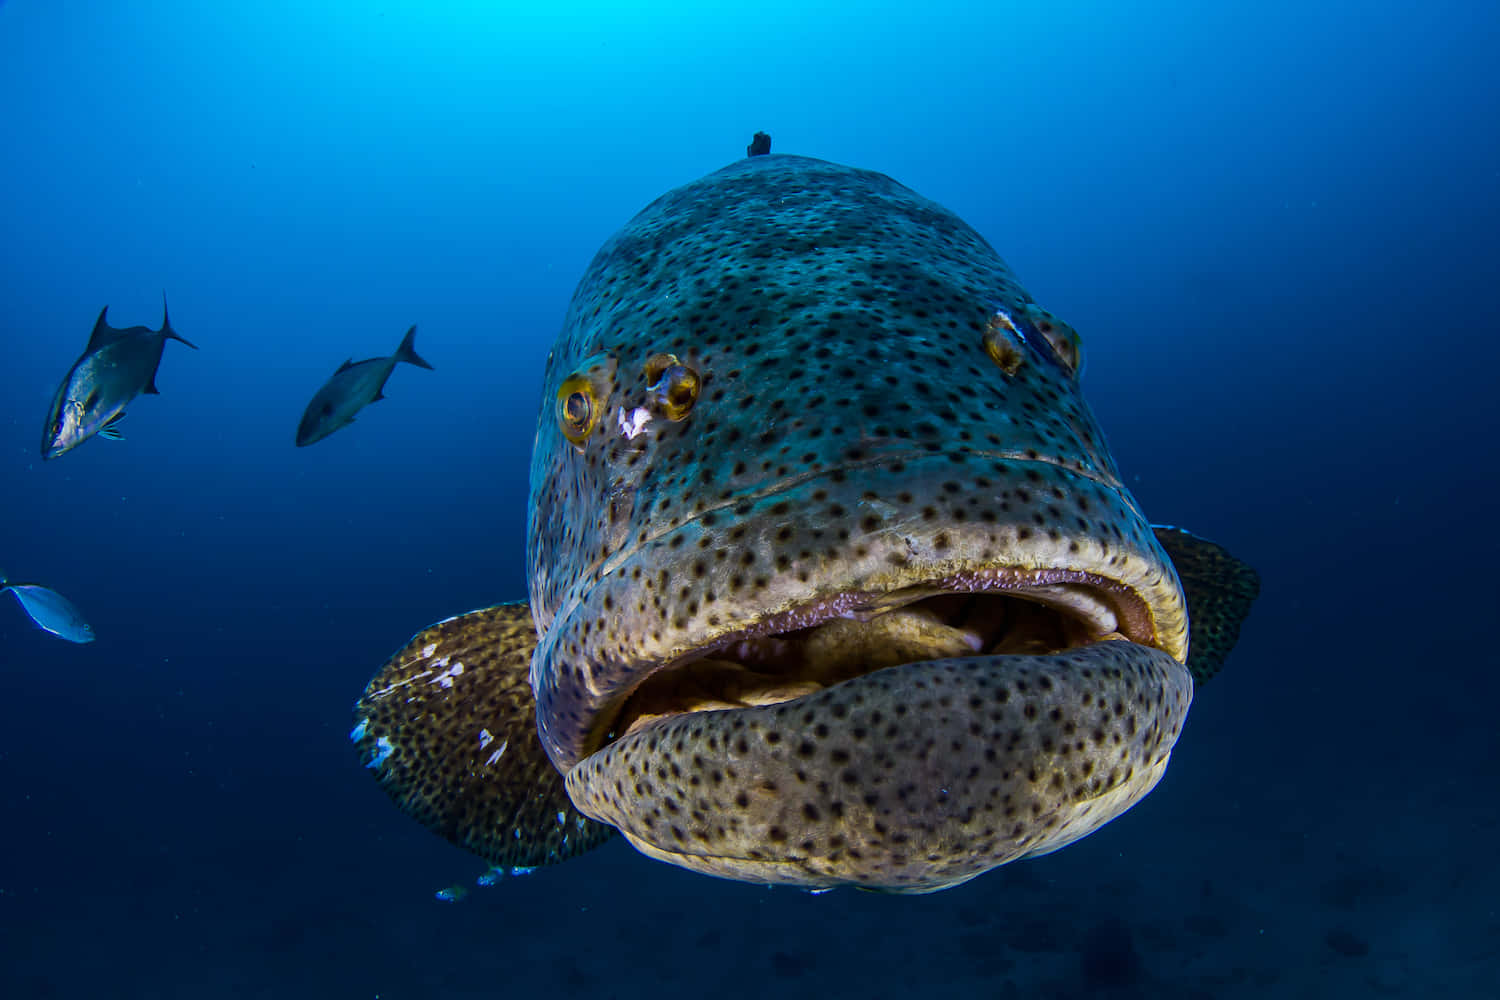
[563,639,1192,894]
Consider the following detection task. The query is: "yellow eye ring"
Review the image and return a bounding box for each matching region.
[557,375,601,447]
[983,310,1025,376]
[644,353,700,421]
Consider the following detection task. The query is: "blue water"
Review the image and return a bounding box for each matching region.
[3,1,1497,996]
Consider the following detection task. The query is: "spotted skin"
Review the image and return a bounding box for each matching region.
[566,640,1191,891]
[528,156,1186,766]
[353,604,612,868]
[353,150,1256,894]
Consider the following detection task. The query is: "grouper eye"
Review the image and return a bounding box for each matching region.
[1024,303,1083,377]
[554,354,617,451]
[982,310,1026,376]
[644,353,699,421]
[557,377,599,448]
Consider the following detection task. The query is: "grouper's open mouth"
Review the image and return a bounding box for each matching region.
[605,570,1147,743]
[562,569,1193,893]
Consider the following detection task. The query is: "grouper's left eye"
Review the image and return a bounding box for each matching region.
[557,376,600,448]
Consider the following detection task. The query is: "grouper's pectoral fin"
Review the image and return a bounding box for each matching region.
[351,602,615,868]
[1152,526,1260,682]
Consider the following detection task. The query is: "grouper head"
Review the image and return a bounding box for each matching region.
[524,154,1197,892]
[352,148,1256,895]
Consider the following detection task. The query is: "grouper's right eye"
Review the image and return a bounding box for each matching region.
[557,375,600,449]
[1023,303,1083,377]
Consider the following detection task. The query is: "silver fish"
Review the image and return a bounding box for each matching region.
[295,325,433,447]
[1,571,95,643]
[42,297,197,460]
[352,144,1258,893]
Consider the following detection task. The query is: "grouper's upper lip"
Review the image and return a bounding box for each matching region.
[592,446,1133,582]
[534,451,1185,771]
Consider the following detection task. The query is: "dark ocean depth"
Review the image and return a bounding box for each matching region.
[2,2,1497,997]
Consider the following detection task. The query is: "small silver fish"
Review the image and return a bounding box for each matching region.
[42,296,198,460]
[295,325,434,447]
[0,571,95,643]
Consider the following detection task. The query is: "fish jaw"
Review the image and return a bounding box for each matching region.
[530,452,1189,891]
[533,452,1186,772]
[40,378,75,460]
[41,377,130,460]
[565,640,1190,893]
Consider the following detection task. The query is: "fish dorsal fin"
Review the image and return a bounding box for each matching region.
[1153,525,1260,682]
[351,603,615,869]
[85,306,129,352]
[336,358,357,374]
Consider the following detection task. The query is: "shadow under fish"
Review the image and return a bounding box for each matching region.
[0,571,95,643]
[42,296,197,460]
[295,325,433,447]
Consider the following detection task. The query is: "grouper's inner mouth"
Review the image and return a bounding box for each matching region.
[604,578,1143,748]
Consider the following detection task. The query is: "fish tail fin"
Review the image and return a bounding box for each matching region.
[161,292,199,349]
[394,325,434,370]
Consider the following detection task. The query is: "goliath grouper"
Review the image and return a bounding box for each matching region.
[351,144,1258,893]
